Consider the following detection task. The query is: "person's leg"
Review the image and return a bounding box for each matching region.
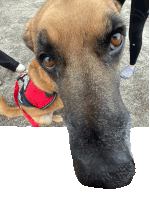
[0,50,19,71]
[129,0,149,68]
[120,0,149,78]
[0,50,25,85]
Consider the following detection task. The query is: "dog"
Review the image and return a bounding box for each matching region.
[0,58,64,126]
[16,0,135,188]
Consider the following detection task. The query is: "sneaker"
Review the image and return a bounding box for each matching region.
[16,64,26,72]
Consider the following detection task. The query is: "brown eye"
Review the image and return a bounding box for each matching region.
[43,56,54,68]
[110,33,122,50]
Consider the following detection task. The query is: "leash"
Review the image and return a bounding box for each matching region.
[14,73,40,127]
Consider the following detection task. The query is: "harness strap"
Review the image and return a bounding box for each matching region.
[14,73,40,127]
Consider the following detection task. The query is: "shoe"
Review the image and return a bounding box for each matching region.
[16,64,26,72]
[120,65,137,79]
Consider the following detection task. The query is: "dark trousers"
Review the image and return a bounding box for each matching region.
[129,0,149,65]
[0,50,19,72]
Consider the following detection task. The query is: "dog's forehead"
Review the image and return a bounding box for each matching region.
[39,0,120,40]
[38,4,124,58]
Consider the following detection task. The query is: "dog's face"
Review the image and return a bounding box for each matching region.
[23,0,135,189]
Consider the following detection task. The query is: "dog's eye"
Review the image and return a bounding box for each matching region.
[43,56,55,68]
[110,33,122,50]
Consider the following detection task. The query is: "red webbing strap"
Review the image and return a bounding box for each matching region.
[14,75,40,127]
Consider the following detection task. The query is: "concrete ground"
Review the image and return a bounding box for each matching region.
[0,0,149,127]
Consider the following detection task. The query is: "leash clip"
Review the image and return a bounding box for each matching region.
[17,71,28,82]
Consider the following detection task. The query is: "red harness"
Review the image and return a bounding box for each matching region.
[14,73,57,127]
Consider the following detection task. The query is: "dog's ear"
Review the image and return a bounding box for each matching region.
[23,19,34,52]
[113,0,126,11]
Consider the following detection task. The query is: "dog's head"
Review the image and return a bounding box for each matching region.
[23,0,135,189]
